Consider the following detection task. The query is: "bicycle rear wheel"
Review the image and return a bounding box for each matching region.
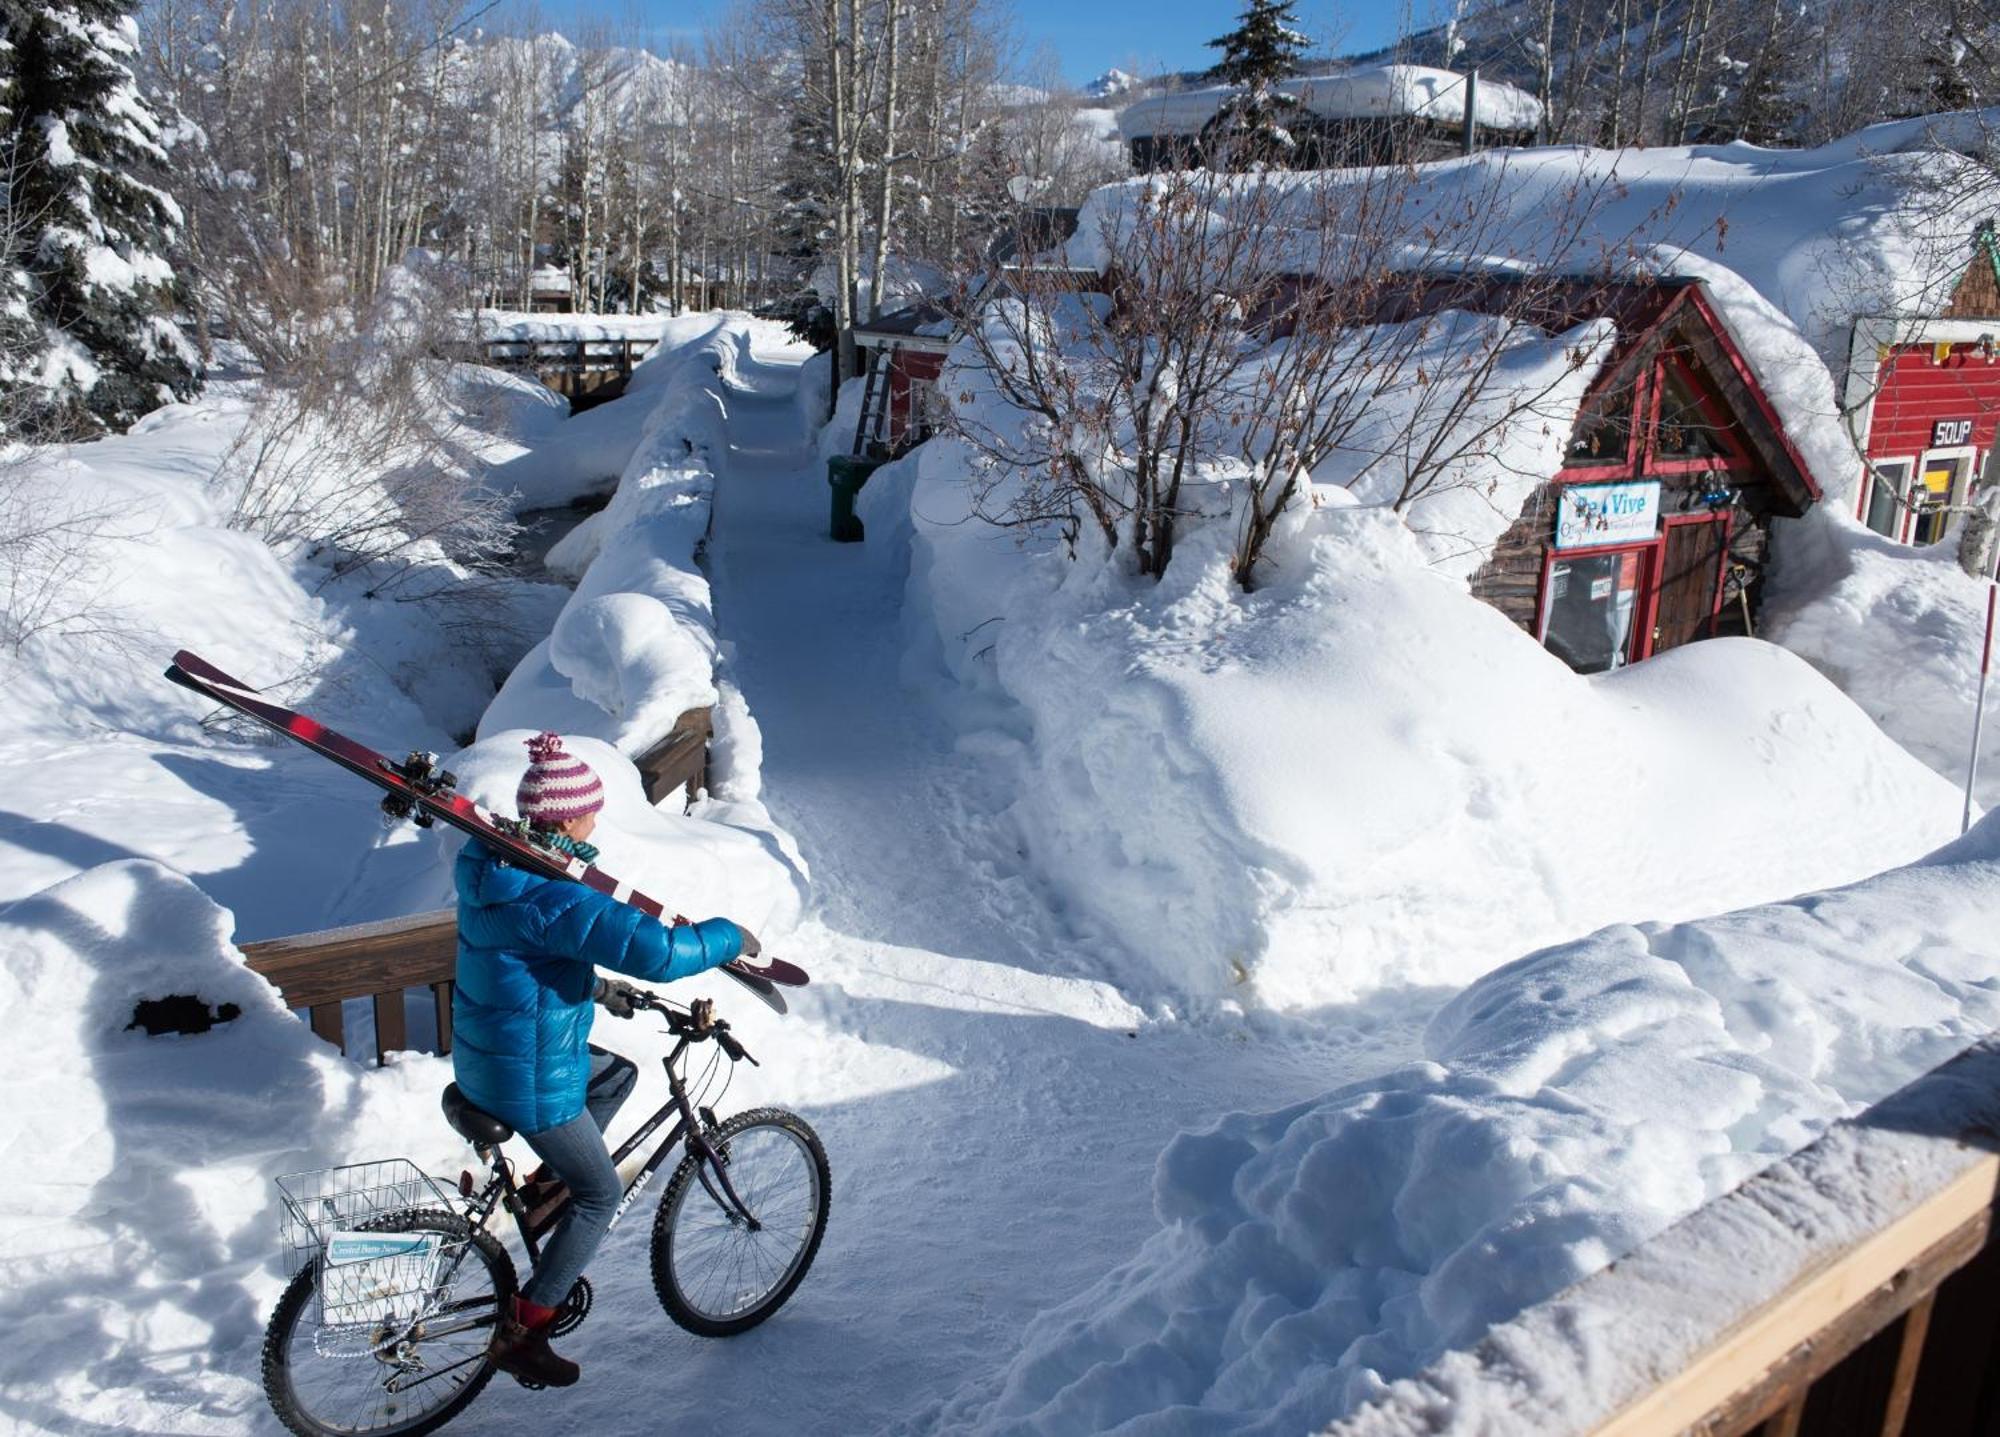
[650,1107,830,1336]
[262,1209,513,1437]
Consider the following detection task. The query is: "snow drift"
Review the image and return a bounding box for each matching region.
[1767,508,2000,807]
[933,813,2000,1435]
[872,459,1962,1008]
[483,314,758,750]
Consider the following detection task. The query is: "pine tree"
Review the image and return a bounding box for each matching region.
[0,0,201,437]
[1203,0,1314,169]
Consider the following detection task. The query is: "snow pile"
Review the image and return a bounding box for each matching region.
[1115,66,1545,140]
[0,860,460,1430]
[1331,1034,2000,1436]
[480,313,810,903]
[484,311,760,510]
[1306,311,1616,576]
[936,815,2000,1435]
[0,364,566,938]
[1765,508,2000,806]
[874,471,1961,1008]
[483,315,755,750]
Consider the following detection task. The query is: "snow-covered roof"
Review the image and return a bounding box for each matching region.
[1115,65,1543,141]
[528,264,572,294]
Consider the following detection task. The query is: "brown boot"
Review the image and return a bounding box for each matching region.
[487,1295,580,1388]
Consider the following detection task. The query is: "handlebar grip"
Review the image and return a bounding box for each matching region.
[716,1028,758,1066]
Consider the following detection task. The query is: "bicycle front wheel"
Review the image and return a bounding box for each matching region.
[650,1107,830,1336]
[262,1209,514,1437]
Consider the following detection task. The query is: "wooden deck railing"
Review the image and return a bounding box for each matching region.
[242,908,458,1065]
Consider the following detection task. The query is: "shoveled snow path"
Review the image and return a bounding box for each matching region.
[463,347,1442,1434]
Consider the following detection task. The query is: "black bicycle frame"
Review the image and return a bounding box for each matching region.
[350,1029,761,1394]
[474,1032,762,1268]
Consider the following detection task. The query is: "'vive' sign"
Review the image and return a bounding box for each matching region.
[1553,480,1662,551]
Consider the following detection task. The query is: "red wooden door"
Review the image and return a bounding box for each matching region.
[1653,518,1728,654]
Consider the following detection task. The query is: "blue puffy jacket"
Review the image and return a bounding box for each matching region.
[451,839,744,1135]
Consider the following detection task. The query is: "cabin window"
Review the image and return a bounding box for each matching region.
[1540,546,1650,673]
[1863,459,1912,538]
[1564,393,1634,468]
[1652,361,1734,460]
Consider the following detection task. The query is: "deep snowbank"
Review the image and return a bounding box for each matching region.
[480,310,762,510]
[1766,507,2000,807]
[0,860,456,1430]
[873,462,1962,1008]
[935,815,2000,1435]
[482,315,757,748]
[1330,1035,2000,1435]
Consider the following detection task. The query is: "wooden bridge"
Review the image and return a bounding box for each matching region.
[451,334,660,408]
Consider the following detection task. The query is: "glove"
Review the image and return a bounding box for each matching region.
[594,976,642,1018]
[736,925,762,960]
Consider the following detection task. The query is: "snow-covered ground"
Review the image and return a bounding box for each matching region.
[7,303,2000,1437]
[0,323,1437,1435]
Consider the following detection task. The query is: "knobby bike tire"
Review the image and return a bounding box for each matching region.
[262,1209,515,1437]
[649,1107,831,1337]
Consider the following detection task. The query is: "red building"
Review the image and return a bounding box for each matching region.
[1842,237,2000,546]
[1438,276,1822,673]
[851,305,952,456]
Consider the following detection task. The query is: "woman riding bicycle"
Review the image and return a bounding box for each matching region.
[453,731,756,1388]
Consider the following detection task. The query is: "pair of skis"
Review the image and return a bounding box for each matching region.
[164,650,807,1014]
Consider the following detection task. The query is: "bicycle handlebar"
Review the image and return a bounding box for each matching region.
[632,990,758,1065]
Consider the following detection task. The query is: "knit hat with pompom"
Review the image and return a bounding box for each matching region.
[516,732,605,826]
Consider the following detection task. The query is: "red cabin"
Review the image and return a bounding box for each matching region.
[851,305,953,457]
[1461,276,1822,673]
[1842,235,2000,547]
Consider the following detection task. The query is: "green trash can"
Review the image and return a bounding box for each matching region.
[827,454,885,543]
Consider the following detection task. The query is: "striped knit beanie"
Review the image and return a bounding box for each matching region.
[517,732,605,826]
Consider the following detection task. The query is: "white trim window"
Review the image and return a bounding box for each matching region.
[1863,458,1914,538]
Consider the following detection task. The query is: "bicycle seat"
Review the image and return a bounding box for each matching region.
[442,1083,514,1144]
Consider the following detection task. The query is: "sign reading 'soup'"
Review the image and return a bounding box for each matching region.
[1553,480,1661,551]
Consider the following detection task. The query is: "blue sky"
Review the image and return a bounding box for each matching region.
[557,1,1409,87]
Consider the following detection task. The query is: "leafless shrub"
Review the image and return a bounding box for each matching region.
[214,258,518,597]
[945,154,1699,589]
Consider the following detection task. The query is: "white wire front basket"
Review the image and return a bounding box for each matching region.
[276,1159,464,1333]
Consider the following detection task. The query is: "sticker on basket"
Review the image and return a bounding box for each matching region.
[326,1230,439,1265]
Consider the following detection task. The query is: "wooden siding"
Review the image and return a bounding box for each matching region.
[1470,477,1776,643]
[1866,344,2000,460]
[1942,248,2000,318]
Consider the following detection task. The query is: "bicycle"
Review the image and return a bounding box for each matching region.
[260,992,830,1437]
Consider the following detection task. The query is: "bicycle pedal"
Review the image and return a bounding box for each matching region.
[512,1376,548,1391]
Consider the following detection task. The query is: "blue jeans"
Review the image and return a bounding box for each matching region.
[521,1046,637,1306]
